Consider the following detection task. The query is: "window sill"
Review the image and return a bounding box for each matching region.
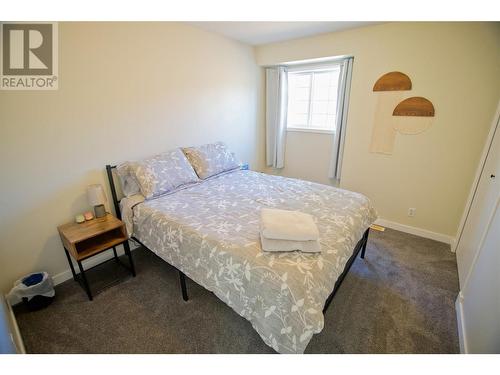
[287,127,334,135]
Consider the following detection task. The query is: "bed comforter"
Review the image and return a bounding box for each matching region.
[131,170,377,353]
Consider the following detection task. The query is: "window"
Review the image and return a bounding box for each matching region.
[286,65,341,132]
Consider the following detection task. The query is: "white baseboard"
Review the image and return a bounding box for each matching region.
[52,250,118,286]
[450,238,458,253]
[455,292,467,354]
[7,244,139,306]
[52,243,139,286]
[374,218,455,246]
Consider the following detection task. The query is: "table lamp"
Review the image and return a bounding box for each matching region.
[87,184,107,218]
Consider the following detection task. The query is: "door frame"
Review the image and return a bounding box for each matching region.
[452,100,500,252]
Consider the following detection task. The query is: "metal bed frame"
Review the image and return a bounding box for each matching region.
[105,164,369,313]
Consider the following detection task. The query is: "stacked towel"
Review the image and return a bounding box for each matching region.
[260,208,321,253]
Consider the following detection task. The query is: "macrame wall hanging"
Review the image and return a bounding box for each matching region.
[370,71,435,155]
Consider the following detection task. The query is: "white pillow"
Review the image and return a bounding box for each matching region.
[116,163,141,197]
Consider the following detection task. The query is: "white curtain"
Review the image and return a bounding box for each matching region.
[328,57,353,180]
[266,67,288,169]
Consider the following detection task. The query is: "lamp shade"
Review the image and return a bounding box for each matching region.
[87,184,107,206]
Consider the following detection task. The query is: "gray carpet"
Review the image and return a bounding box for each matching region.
[14,228,460,353]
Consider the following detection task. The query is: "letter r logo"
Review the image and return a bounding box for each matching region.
[2,23,53,75]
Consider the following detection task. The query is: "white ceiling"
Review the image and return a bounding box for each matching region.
[189,22,381,45]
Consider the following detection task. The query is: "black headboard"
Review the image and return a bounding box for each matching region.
[105,165,122,220]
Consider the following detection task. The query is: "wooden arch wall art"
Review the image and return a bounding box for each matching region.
[370,71,435,155]
[373,71,412,91]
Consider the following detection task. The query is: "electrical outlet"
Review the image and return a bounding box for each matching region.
[408,208,416,217]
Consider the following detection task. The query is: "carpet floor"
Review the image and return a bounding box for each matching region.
[14,228,460,353]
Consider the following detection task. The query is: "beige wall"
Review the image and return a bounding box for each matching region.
[270,130,334,185]
[257,22,500,239]
[0,22,264,293]
[1,22,499,293]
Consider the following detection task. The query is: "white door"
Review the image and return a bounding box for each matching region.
[456,113,500,287]
[456,108,500,353]
[461,199,500,353]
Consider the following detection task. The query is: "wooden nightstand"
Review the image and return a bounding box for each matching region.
[57,214,136,300]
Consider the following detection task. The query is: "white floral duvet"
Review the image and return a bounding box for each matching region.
[132,170,377,353]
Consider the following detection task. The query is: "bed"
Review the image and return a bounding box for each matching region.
[106,166,376,353]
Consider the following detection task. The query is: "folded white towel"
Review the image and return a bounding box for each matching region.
[260,233,321,253]
[260,208,319,241]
